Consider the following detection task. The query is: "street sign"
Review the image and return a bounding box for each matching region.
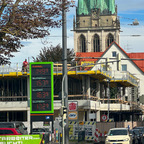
[68,111,78,120]
[101,114,107,121]
[30,62,54,114]
[68,101,78,111]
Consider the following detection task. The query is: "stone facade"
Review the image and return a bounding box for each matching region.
[73,1,120,53]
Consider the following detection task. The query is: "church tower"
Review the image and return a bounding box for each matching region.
[73,0,120,53]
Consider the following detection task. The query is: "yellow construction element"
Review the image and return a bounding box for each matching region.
[69,136,78,140]
[85,136,94,140]
[0,72,29,77]
[79,121,84,125]
[0,70,111,80]
[81,61,94,67]
[84,121,96,125]
[69,121,77,125]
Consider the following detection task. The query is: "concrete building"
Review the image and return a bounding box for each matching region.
[0,0,143,134]
[77,41,144,122]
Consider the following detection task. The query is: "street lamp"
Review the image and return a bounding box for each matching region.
[61,65,88,144]
[107,79,110,122]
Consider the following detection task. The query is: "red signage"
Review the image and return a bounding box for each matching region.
[68,102,77,111]
[101,115,107,121]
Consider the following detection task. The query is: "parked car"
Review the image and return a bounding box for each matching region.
[132,129,143,144]
[0,128,22,135]
[31,128,50,143]
[133,127,144,136]
[0,122,28,135]
[105,128,132,144]
[31,128,50,135]
[129,129,139,144]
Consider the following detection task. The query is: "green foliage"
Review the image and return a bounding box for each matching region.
[0,0,74,64]
[32,44,75,64]
[110,87,118,99]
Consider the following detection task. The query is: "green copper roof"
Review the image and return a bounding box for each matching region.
[77,0,116,15]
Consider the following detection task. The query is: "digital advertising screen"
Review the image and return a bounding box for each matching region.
[30,62,54,114]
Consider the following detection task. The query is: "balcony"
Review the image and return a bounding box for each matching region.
[111,71,138,87]
[100,98,130,111]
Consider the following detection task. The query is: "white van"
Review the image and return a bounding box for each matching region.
[105,128,132,144]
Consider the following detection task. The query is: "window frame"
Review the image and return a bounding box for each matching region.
[80,35,86,52]
[93,34,100,52]
[112,51,117,57]
[122,64,127,71]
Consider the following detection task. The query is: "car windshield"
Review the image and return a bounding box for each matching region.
[134,127,144,132]
[32,128,45,132]
[108,129,128,136]
[0,123,14,128]
[16,129,21,134]
[129,130,133,134]
[133,130,140,135]
[44,128,49,132]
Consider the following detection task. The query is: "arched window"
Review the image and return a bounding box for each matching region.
[79,35,86,52]
[106,33,114,48]
[93,34,100,52]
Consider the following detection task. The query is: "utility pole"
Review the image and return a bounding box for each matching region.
[107,79,110,122]
[62,0,69,143]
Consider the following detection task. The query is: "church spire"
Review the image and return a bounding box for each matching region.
[77,0,116,15]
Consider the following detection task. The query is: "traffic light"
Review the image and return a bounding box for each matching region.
[63,106,67,114]
[60,106,67,116]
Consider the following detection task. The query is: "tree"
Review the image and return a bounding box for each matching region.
[0,0,73,64]
[110,87,118,99]
[32,44,75,64]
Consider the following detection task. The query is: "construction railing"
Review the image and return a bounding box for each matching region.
[112,71,138,86]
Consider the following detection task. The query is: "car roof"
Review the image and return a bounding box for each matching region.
[0,128,17,130]
[32,128,45,129]
[109,128,128,130]
[131,129,140,131]
[0,122,22,124]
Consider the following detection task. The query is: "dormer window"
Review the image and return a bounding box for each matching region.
[112,51,116,57]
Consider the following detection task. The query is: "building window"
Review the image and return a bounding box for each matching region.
[122,64,127,71]
[112,51,116,57]
[80,35,86,52]
[93,34,100,52]
[106,33,114,48]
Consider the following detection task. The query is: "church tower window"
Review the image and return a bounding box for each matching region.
[93,34,100,52]
[79,34,86,52]
[106,33,114,48]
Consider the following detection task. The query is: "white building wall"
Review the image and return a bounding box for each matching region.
[92,44,144,96]
[100,103,130,111]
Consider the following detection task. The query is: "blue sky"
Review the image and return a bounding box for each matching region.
[10,0,144,63]
[115,0,144,52]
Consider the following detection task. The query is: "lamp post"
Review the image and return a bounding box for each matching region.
[61,0,69,143]
[61,65,85,144]
[107,79,110,122]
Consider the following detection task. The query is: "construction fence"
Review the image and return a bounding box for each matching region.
[54,120,144,143]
